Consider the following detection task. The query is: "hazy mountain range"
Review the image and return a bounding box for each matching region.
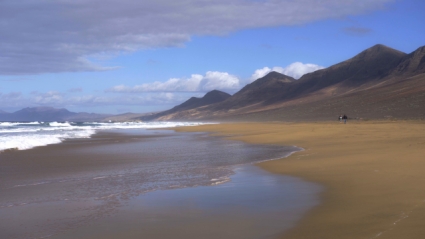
[1,44,424,122]
[0,107,112,122]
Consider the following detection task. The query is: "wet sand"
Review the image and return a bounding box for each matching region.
[48,165,320,239]
[1,129,319,239]
[174,121,425,239]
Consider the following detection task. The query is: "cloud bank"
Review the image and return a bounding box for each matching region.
[0,0,392,75]
[106,71,240,93]
[107,62,324,94]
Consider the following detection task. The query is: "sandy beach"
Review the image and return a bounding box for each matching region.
[174,121,425,239]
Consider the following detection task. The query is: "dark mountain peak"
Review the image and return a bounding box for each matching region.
[187,96,198,101]
[393,45,425,75]
[261,71,295,82]
[202,90,231,100]
[139,90,231,120]
[297,44,407,91]
[176,90,231,110]
[369,44,395,51]
[416,45,425,54]
[207,72,297,111]
[405,45,425,62]
[239,71,295,95]
[352,44,406,62]
[264,71,285,78]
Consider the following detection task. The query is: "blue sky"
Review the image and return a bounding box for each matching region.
[0,0,424,114]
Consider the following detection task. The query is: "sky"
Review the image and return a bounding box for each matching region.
[0,0,424,114]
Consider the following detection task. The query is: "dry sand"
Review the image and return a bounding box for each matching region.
[174,121,425,239]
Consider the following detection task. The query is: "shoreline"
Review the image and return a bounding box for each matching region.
[173,121,425,239]
[2,128,314,239]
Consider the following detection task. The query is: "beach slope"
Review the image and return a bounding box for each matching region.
[174,121,425,239]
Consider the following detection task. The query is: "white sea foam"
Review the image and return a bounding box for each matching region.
[49,122,72,127]
[0,129,95,151]
[210,176,231,185]
[0,122,23,127]
[0,121,207,151]
[21,121,42,125]
[0,121,41,127]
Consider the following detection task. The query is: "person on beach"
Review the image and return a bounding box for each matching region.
[339,115,343,123]
[343,114,348,124]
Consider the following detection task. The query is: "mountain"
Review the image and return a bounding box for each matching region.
[64,112,114,121]
[0,110,9,114]
[0,107,112,122]
[393,45,425,76]
[140,90,231,121]
[101,112,162,122]
[173,90,231,112]
[214,72,295,109]
[10,107,75,121]
[148,44,425,121]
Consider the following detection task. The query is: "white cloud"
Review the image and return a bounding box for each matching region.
[278,62,325,79]
[0,0,392,75]
[249,62,325,82]
[64,93,187,107]
[0,92,23,102]
[106,71,240,93]
[108,63,325,94]
[250,67,274,82]
[199,71,240,92]
[32,91,64,105]
[0,92,25,108]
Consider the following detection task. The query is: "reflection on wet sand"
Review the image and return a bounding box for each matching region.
[0,129,319,239]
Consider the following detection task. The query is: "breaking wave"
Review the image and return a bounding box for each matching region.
[0,121,207,152]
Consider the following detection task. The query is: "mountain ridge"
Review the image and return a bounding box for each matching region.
[151,44,425,121]
[139,90,231,121]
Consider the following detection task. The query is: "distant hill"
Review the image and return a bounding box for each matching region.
[139,90,231,121]
[0,107,112,122]
[101,112,162,122]
[149,44,425,121]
